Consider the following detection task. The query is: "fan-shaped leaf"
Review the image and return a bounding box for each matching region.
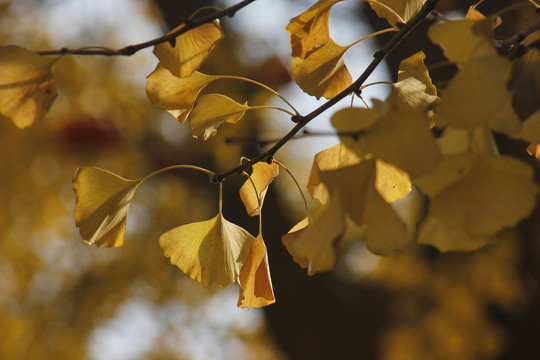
[73,167,144,247]
[240,162,279,216]
[237,234,275,308]
[154,21,224,78]
[0,45,58,128]
[160,212,255,288]
[365,0,426,26]
[393,51,438,110]
[189,94,250,140]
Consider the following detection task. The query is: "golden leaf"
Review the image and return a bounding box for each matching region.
[428,19,493,64]
[281,218,310,269]
[286,0,342,58]
[417,155,538,251]
[332,107,439,178]
[291,38,352,99]
[237,234,275,308]
[189,94,250,140]
[433,52,512,130]
[145,65,216,123]
[374,159,412,203]
[160,212,255,288]
[393,51,438,110]
[73,167,144,248]
[0,45,58,128]
[282,199,346,275]
[366,0,426,26]
[154,21,224,78]
[240,162,279,216]
[307,143,361,205]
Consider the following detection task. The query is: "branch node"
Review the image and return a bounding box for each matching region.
[354,88,363,97]
[265,155,274,164]
[373,50,384,59]
[210,174,221,184]
[168,37,177,48]
[122,46,137,56]
[396,21,405,29]
[291,114,303,123]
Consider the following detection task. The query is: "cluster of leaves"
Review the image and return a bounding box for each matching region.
[1,0,540,309]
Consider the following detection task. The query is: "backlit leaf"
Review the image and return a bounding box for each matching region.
[73,167,144,247]
[237,234,275,308]
[393,51,438,110]
[332,107,439,178]
[160,212,255,288]
[282,199,346,275]
[286,0,342,58]
[291,38,352,99]
[154,21,224,78]
[145,65,216,123]
[417,155,538,251]
[0,45,58,128]
[240,162,279,216]
[307,143,361,205]
[189,94,250,140]
[366,0,426,26]
[281,218,310,269]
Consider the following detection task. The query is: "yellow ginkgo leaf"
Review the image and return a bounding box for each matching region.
[0,45,58,128]
[282,199,346,275]
[160,212,255,288]
[307,143,361,205]
[417,155,538,252]
[73,167,144,248]
[291,38,352,99]
[365,0,426,26]
[145,65,216,123]
[154,21,224,78]
[374,159,411,203]
[333,107,439,178]
[433,52,512,130]
[392,51,438,110]
[189,94,250,140]
[281,217,310,269]
[428,19,493,64]
[286,0,342,58]
[240,162,279,216]
[237,234,275,308]
[363,183,409,254]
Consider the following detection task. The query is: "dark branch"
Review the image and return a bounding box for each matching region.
[494,15,540,58]
[36,0,258,56]
[214,0,440,182]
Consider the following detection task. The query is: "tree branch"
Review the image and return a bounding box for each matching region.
[36,0,258,56]
[214,0,440,182]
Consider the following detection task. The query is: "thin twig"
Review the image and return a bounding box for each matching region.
[214,0,440,182]
[36,0,258,56]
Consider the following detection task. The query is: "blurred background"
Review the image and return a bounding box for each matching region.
[1,0,539,359]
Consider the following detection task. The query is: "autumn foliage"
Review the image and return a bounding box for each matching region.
[2,0,540,319]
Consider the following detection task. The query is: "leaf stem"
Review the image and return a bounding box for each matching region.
[247,105,297,117]
[142,164,216,182]
[346,27,399,49]
[274,160,311,221]
[218,75,299,115]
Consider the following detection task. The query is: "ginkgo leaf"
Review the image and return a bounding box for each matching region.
[286,0,342,58]
[160,212,255,288]
[433,51,512,130]
[428,19,493,64]
[365,0,426,26]
[417,155,538,251]
[374,159,411,203]
[146,65,216,123]
[282,199,346,275]
[281,217,310,269]
[332,107,439,178]
[291,38,352,99]
[0,45,58,128]
[392,51,438,110]
[154,21,224,78]
[189,94,250,140]
[307,143,361,205]
[237,234,275,308]
[240,162,279,216]
[363,182,409,254]
[73,167,144,248]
